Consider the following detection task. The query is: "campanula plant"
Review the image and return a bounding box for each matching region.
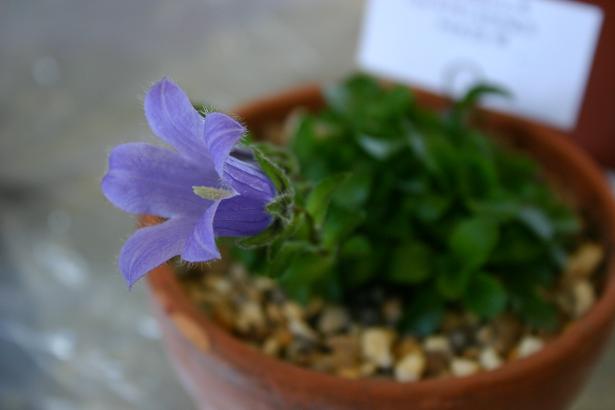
[103,74,582,335]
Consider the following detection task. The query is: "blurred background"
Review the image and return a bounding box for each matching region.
[0,1,612,409]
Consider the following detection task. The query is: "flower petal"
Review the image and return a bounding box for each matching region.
[224,156,276,200]
[144,77,208,163]
[214,195,272,237]
[102,143,216,218]
[119,217,196,286]
[183,201,222,262]
[204,112,246,177]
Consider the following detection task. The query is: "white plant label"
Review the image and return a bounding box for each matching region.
[357,0,604,130]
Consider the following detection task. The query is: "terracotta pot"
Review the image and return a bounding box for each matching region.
[146,85,615,410]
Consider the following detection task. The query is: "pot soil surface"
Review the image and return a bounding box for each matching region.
[178,239,603,382]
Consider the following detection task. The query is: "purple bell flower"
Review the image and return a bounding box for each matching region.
[102,78,275,286]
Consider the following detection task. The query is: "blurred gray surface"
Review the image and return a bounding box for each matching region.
[0,1,612,409]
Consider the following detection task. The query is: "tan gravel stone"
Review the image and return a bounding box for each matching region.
[337,366,362,380]
[360,362,377,377]
[423,335,451,354]
[479,347,502,370]
[361,328,396,368]
[318,306,350,335]
[395,351,426,382]
[394,336,421,358]
[515,336,544,358]
[572,279,596,317]
[566,242,604,278]
[235,301,266,334]
[325,334,361,370]
[288,319,318,341]
[451,358,479,377]
[265,303,285,324]
[262,337,281,356]
[283,301,304,321]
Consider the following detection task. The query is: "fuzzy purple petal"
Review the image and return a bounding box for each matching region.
[144,78,209,164]
[224,156,276,199]
[102,143,216,218]
[119,217,196,286]
[214,196,272,237]
[182,201,222,262]
[204,112,246,177]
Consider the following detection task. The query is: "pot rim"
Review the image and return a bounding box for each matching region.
[147,84,615,397]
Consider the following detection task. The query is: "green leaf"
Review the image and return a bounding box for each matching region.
[340,235,371,258]
[400,287,445,336]
[457,150,499,198]
[332,168,373,208]
[551,207,581,236]
[410,194,451,223]
[435,257,474,300]
[357,134,405,160]
[449,216,499,271]
[518,206,554,240]
[305,174,349,228]
[267,240,311,277]
[490,224,545,265]
[323,73,380,115]
[235,220,285,249]
[278,248,334,303]
[230,246,264,272]
[284,249,333,283]
[463,273,507,319]
[511,288,559,330]
[467,195,520,221]
[389,242,432,284]
[322,206,365,249]
[407,128,439,174]
[451,83,511,124]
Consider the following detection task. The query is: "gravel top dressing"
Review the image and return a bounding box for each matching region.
[180,240,603,381]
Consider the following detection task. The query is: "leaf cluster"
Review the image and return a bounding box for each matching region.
[233,74,582,334]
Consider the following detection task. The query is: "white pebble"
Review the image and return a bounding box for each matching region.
[361,328,395,368]
[479,347,502,370]
[517,336,544,358]
[451,358,480,377]
[423,336,451,354]
[289,319,318,340]
[395,352,426,382]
